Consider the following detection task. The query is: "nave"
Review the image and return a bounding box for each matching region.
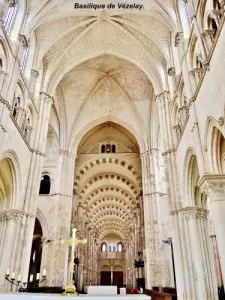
[0,1,225,300]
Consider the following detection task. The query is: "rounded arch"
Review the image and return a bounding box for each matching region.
[204,117,225,174]
[0,37,10,73]
[36,208,49,238]
[39,173,51,195]
[14,80,26,108]
[0,150,21,209]
[71,117,145,156]
[183,147,200,206]
[189,35,199,70]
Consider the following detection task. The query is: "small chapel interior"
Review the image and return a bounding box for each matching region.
[0,0,225,299]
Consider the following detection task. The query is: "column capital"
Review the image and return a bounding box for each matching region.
[31,69,39,78]
[168,67,176,76]
[175,32,183,47]
[171,206,208,220]
[40,91,54,104]
[59,149,76,159]
[0,209,35,222]
[198,175,225,196]
[155,91,170,102]
[18,34,28,48]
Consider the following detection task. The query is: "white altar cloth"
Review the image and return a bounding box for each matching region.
[0,293,151,300]
[88,285,117,295]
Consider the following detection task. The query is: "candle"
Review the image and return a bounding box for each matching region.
[6,268,10,275]
[43,269,46,276]
[30,274,33,282]
[60,239,64,244]
[11,272,15,279]
[36,273,40,280]
[18,274,21,282]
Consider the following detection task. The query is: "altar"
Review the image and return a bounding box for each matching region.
[0,293,151,300]
[88,285,117,295]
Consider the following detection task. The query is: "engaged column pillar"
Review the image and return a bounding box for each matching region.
[201,177,225,285]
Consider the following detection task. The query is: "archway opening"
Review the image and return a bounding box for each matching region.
[73,121,143,290]
[28,218,43,286]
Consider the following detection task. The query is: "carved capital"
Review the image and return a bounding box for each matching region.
[40,92,54,104]
[168,67,175,76]
[189,70,195,78]
[210,10,222,20]
[204,29,216,38]
[178,207,208,220]
[201,181,225,197]
[218,117,224,126]
[194,67,204,75]
[155,91,170,103]
[31,69,39,78]
[198,175,225,199]
[175,32,183,47]
[19,35,28,48]
[0,210,33,222]
[58,149,76,159]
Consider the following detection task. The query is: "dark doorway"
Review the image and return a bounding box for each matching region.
[100,271,111,285]
[113,271,123,287]
[28,218,43,286]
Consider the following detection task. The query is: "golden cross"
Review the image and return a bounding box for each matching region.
[61,228,87,295]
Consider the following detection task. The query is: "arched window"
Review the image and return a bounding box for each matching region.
[101,243,107,252]
[20,44,29,71]
[185,1,194,26]
[3,1,18,35]
[12,96,20,118]
[112,145,116,153]
[213,0,221,10]
[101,145,106,153]
[39,175,51,195]
[196,55,203,69]
[118,243,123,252]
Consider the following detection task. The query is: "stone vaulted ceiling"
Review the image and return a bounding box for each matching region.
[73,122,142,241]
[25,0,178,241]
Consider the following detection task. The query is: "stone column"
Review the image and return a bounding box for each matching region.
[171,207,218,300]
[54,150,76,287]
[140,150,154,289]
[183,207,217,299]
[141,147,166,288]
[20,92,53,283]
[200,177,225,285]
[156,91,189,298]
[0,210,25,289]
